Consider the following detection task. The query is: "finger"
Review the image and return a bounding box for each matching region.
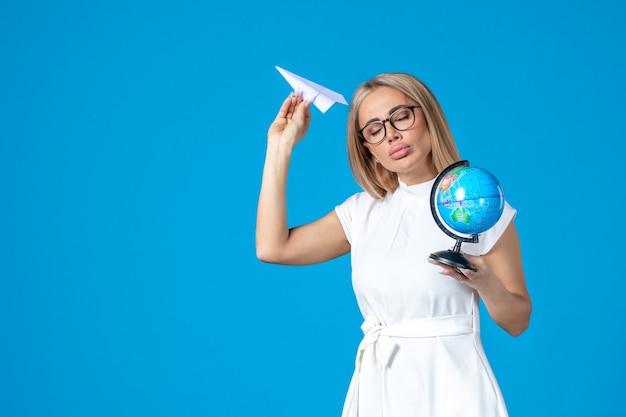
[275,94,296,119]
[288,94,306,118]
[292,99,312,123]
[437,265,461,278]
[456,268,471,280]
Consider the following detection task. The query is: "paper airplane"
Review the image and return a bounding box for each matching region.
[276,66,348,113]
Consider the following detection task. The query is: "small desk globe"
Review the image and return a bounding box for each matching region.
[429,160,505,271]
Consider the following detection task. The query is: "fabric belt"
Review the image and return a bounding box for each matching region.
[342,314,474,417]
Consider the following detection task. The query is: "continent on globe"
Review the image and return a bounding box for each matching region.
[450,207,471,225]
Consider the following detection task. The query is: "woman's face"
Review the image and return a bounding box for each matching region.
[358,86,437,185]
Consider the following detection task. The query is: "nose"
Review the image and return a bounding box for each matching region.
[385,121,401,142]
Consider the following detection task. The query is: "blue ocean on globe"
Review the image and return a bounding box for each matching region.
[435,166,504,236]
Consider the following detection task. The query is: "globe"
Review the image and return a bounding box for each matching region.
[428,160,505,271]
[435,165,504,236]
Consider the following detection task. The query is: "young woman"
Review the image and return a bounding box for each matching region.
[256,73,531,417]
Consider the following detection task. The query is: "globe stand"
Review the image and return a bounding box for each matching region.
[429,239,477,272]
[428,160,478,272]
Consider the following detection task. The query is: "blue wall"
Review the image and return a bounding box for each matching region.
[1,0,624,415]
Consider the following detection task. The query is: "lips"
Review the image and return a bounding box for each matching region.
[389,143,410,160]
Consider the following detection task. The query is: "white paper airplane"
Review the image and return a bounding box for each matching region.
[275,66,348,113]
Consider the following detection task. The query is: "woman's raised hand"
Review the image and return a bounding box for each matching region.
[267,93,311,148]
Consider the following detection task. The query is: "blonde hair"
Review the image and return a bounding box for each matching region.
[347,73,461,199]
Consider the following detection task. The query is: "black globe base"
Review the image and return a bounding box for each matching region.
[429,250,476,272]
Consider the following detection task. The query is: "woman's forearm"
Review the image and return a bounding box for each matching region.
[255,141,293,262]
[478,279,532,336]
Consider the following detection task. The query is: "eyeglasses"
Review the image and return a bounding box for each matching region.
[358,105,421,145]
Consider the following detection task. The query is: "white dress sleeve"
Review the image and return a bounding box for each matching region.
[334,193,360,244]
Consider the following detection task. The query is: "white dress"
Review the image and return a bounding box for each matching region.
[334,178,516,417]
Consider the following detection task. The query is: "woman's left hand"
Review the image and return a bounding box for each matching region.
[435,253,495,291]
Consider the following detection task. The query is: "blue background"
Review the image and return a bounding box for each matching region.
[1,0,624,416]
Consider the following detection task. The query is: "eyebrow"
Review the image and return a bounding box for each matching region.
[363,104,411,126]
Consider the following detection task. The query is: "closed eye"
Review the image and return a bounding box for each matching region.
[392,108,411,122]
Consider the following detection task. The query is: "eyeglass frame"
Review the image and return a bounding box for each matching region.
[357,105,422,145]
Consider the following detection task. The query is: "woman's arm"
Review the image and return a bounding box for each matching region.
[438,222,532,336]
[255,94,350,265]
